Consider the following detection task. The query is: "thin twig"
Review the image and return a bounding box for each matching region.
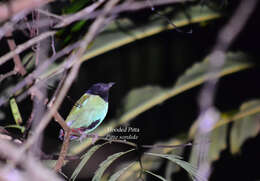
[6,31,27,75]
[0,31,56,66]
[37,9,63,20]
[100,137,138,148]
[55,0,191,28]
[41,153,79,161]
[0,41,81,107]
[51,34,56,56]
[55,0,106,28]
[52,110,71,171]
[141,142,192,149]
[48,70,69,107]
[0,11,28,40]
[0,70,17,82]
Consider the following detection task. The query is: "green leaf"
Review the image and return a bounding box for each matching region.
[5,124,25,133]
[41,4,221,80]
[122,86,165,115]
[71,20,87,32]
[9,98,23,125]
[145,152,205,181]
[70,52,253,155]
[108,162,137,181]
[80,5,220,62]
[92,149,135,181]
[230,100,260,154]
[63,0,91,14]
[70,143,108,181]
[22,52,35,71]
[144,170,168,181]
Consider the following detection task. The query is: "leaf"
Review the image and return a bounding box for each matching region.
[208,124,228,161]
[63,0,91,14]
[144,170,168,181]
[189,124,228,167]
[5,124,25,133]
[189,100,260,166]
[22,52,35,71]
[9,98,23,125]
[71,20,87,32]
[92,149,135,181]
[70,143,108,181]
[145,152,206,181]
[41,4,221,80]
[70,52,253,154]
[108,162,137,181]
[118,138,186,181]
[122,86,165,115]
[230,100,260,154]
[164,146,183,180]
[79,5,220,62]
[117,52,252,125]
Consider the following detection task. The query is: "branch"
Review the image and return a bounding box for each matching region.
[0,0,52,22]
[6,31,27,75]
[0,140,62,181]
[194,0,258,180]
[0,31,56,66]
[0,70,17,82]
[52,110,71,172]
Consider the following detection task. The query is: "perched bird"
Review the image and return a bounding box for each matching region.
[59,82,115,141]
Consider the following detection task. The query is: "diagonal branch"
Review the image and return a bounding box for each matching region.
[0,0,52,22]
[6,31,27,76]
[193,0,258,180]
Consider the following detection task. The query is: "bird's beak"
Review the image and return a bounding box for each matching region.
[108,82,115,88]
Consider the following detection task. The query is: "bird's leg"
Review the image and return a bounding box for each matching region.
[59,129,64,140]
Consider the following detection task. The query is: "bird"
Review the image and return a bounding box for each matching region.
[59,82,115,141]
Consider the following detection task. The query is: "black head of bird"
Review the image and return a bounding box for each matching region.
[86,82,115,102]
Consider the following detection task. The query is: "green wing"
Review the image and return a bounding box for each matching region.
[66,93,108,133]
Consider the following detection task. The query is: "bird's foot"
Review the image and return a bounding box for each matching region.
[59,129,64,140]
[78,133,87,143]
